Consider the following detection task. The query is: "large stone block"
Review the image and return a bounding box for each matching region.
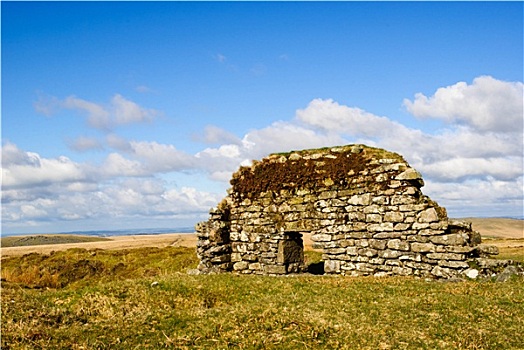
[263,265,287,274]
[324,260,341,273]
[384,211,404,222]
[417,208,439,223]
[426,252,465,261]
[411,242,436,253]
[358,248,378,257]
[368,223,394,232]
[369,239,387,250]
[233,261,249,270]
[311,233,332,242]
[366,213,382,223]
[475,244,499,256]
[347,193,372,206]
[438,260,469,269]
[430,234,467,246]
[387,239,410,251]
[378,249,404,259]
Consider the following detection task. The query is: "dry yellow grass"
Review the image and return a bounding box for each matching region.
[463,217,523,239]
[1,233,197,257]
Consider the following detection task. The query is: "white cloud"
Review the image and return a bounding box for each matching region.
[197,144,241,159]
[424,176,523,218]
[418,157,522,182]
[2,144,86,189]
[63,95,112,130]
[403,76,523,133]
[69,136,104,152]
[33,93,60,116]
[5,76,523,233]
[106,133,133,151]
[1,151,222,231]
[129,141,195,172]
[104,139,196,175]
[111,94,156,125]
[102,153,147,177]
[35,94,159,131]
[195,125,241,145]
[20,204,48,219]
[296,98,406,139]
[242,120,347,160]
[2,141,41,167]
[160,187,220,214]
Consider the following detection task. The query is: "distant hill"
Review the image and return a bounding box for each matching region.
[1,227,196,238]
[460,217,523,239]
[1,234,110,248]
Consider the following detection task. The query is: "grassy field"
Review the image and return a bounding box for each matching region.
[1,246,523,349]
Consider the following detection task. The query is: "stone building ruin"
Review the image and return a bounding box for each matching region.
[195,144,508,279]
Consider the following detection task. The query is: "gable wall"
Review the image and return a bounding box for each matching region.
[196,145,492,278]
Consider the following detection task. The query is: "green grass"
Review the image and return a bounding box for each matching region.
[1,246,198,288]
[484,239,524,264]
[1,247,523,349]
[497,247,524,263]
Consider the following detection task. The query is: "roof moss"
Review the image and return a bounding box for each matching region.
[230,144,407,201]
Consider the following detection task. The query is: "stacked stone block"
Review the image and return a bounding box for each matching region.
[196,204,232,273]
[196,144,501,278]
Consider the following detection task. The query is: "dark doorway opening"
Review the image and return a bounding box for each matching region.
[307,261,325,275]
[277,232,304,273]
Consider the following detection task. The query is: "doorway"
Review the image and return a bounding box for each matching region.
[277,232,304,273]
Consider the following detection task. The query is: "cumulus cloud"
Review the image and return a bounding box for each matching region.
[102,153,148,177]
[296,98,407,139]
[129,141,196,173]
[2,180,221,228]
[403,76,523,133]
[35,94,159,131]
[2,141,41,167]
[424,176,524,217]
[194,125,241,145]
[242,120,347,159]
[193,77,522,218]
[5,76,523,233]
[419,157,522,182]
[2,143,86,189]
[1,145,222,231]
[112,94,156,125]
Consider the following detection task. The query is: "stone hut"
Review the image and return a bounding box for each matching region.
[195,144,505,279]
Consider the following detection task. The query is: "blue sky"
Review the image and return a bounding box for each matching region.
[2,1,523,234]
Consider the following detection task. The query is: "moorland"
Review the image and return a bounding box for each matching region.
[1,218,522,349]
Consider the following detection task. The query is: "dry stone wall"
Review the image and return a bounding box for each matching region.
[196,144,505,279]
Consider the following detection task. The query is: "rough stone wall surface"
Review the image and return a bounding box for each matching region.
[195,144,503,279]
